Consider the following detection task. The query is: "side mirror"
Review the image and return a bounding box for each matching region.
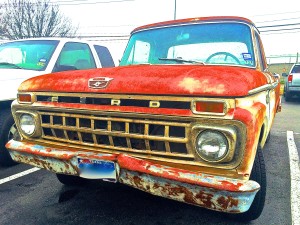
[282,73,287,77]
[273,73,280,80]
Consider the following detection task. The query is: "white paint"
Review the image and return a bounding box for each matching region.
[2,0,299,62]
[0,167,41,185]
[54,0,300,58]
[287,130,300,225]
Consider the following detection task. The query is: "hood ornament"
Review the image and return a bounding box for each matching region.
[88,77,113,89]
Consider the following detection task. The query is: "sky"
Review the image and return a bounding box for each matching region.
[2,0,300,64]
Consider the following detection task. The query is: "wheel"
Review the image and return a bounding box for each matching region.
[206,52,240,64]
[245,147,266,220]
[0,109,18,166]
[265,132,271,143]
[284,91,292,102]
[230,147,266,221]
[56,174,87,186]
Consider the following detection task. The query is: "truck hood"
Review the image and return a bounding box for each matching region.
[0,69,46,101]
[18,65,268,97]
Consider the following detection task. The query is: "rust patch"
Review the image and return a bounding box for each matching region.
[217,196,239,209]
[153,182,160,190]
[168,186,195,204]
[195,191,216,209]
[132,176,143,188]
[228,210,241,213]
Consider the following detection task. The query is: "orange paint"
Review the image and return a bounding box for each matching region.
[118,154,249,192]
[19,65,268,97]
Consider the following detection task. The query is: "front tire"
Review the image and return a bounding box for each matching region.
[285,91,292,102]
[265,132,271,143]
[56,174,87,186]
[0,109,18,166]
[230,147,266,221]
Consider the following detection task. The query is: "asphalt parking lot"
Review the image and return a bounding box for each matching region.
[0,98,299,225]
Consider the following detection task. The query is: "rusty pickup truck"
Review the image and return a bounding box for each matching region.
[6,16,281,221]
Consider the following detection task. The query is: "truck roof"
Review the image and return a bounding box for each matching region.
[2,37,98,45]
[132,16,256,34]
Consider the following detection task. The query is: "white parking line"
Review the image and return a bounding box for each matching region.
[0,167,41,185]
[287,131,300,225]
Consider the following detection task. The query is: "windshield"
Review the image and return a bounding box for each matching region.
[120,22,255,67]
[0,40,59,71]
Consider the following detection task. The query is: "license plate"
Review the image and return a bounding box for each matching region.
[78,158,116,180]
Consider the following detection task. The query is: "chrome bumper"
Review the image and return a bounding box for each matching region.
[6,139,259,213]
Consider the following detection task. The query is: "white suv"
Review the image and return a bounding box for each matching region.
[284,64,300,101]
[0,38,115,166]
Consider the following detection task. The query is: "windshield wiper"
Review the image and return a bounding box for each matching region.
[158,58,205,65]
[0,62,23,69]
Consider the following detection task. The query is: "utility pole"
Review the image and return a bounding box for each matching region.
[174,0,177,20]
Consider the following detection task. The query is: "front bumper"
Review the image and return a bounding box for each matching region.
[287,86,300,92]
[6,139,259,213]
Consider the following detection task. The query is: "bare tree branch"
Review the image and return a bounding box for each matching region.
[0,0,78,39]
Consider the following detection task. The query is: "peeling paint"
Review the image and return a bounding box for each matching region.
[119,170,257,213]
[7,140,259,213]
[178,77,225,94]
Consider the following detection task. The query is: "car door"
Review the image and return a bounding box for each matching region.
[52,42,97,72]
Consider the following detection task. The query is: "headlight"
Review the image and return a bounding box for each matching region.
[195,130,228,162]
[20,114,36,135]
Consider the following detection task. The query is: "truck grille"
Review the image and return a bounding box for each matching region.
[39,111,195,161]
[36,94,191,109]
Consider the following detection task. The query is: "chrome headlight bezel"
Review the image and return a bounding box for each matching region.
[16,111,41,138]
[195,130,229,162]
[20,114,36,135]
[192,125,237,163]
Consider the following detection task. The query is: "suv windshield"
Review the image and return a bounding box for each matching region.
[120,22,255,67]
[0,40,59,71]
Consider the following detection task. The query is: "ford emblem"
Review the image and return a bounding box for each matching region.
[88,77,113,89]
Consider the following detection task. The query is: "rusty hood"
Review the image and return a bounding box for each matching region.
[18,65,268,97]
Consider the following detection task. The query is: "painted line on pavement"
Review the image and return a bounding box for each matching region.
[287,131,300,225]
[0,167,41,185]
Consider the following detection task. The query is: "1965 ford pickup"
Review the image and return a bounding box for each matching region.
[6,16,281,221]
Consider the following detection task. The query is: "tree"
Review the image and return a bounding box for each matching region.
[0,4,5,37]
[0,0,78,39]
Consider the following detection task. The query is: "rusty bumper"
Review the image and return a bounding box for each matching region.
[6,140,259,213]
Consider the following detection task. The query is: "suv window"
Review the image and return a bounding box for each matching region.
[53,42,96,72]
[93,45,115,68]
[291,65,300,73]
[0,40,59,71]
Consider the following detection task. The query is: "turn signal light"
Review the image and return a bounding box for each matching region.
[288,75,293,83]
[18,94,32,103]
[194,101,225,114]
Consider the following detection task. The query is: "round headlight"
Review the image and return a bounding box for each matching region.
[20,114,36,135]
[195,130,228,162]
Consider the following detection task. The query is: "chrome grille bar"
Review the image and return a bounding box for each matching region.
[39,111,194,160]
[41,124,187,143]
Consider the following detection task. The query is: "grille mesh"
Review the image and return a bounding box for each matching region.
[39,111,195,160]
